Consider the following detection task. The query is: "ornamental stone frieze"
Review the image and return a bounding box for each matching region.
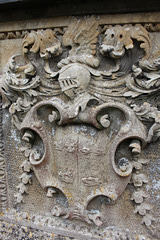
[0,13,160,239]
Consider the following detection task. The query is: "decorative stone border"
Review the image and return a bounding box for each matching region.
[0,12,160,34]
[0,97,8,210]
[0,209,150,240]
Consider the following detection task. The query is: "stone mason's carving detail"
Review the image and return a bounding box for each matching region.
[1,17,160,227]
[0,97,8,209]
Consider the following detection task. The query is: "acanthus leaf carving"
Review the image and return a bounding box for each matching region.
[22,29,63,59]
[100,24,151,59]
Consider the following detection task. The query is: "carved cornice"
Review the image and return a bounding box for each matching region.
[1,0,160,23]
[1,23,160,41]
[0,12,160,35]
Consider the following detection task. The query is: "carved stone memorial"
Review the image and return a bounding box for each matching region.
[0,14,160,239]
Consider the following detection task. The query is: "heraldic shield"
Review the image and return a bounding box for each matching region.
[19,96,147,226]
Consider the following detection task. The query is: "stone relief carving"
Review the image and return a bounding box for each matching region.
[0,97,8,209]
[1,16,160,231]
[0,208,151,240]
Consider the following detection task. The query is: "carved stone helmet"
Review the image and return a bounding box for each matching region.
[58,63,91,99]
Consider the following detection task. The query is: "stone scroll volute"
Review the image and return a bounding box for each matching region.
[1,16,160,238]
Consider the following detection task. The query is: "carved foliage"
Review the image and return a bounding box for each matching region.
[22,29,63,59]
[101,24,151,60]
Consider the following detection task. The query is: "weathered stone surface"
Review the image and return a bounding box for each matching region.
[0,220,76,240]
[0,13,160,239]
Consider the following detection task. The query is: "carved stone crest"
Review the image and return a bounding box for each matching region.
[1,16,160,230]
